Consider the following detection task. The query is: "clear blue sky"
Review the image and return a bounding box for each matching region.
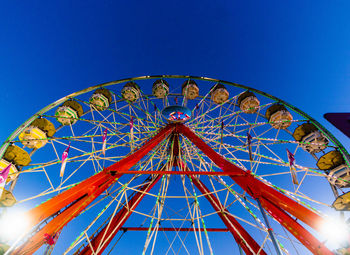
[1,0,350,147]
[1,1,350,253]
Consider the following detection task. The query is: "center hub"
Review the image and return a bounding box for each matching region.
[161,105,192,122]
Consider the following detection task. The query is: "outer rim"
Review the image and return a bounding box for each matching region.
[1,74,349,168]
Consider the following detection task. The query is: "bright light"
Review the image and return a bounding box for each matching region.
[320,217,349,248]
[0,210,31,242]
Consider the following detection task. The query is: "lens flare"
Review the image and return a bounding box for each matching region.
[320,217,349,248]
[0,210,30,241]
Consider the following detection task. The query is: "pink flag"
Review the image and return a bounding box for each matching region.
[60,143,70,177]
[130,117,134,151]
[247,132,253,161]
[130,117,134,131]
[220,120,224,144]
[286,149,298,184]
[0,164,11,198]
[247,132,252,146]
[0,164,11,185]
[154,104,157,120]
[102,128,108,155]
[286,149,295,166]
[44,233,56,245]
[194,104,199,118]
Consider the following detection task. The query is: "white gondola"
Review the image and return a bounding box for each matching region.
[328,164,350,188]
[300,131,328,153]
[293,123,329,153]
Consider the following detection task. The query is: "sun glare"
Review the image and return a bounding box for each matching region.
[320,217,349,249]
[0,210,30,242]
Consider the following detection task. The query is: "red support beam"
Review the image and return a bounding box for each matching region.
[113,170,242,176]
[120,227,229,232]
[13,179,115,254]
[176,123,334,254]
[191,175,267,255]
[27,124,175,227]
[28,171,111,228]
[11,122,341,254]
[78,175,162,255]
[14,124,175,254]
[259,197,333,255]
[106,124,175,173]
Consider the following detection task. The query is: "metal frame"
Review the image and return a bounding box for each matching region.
[2,75,349,168]
[11,123,344,254]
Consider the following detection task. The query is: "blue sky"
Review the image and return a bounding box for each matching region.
[1,0,350,146]
[1,0,350,253]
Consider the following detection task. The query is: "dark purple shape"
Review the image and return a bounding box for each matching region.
[324,113,350,138]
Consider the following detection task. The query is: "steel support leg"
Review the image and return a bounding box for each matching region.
[256,198,282,255]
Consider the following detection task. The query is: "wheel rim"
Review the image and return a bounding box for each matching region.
[0,75,349,254]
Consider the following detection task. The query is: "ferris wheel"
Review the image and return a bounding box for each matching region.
[0,75,349,255]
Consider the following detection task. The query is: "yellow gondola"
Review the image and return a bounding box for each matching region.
[3,145,31,167]
[55,100,83,126]
[182,80,199,100]
[19,118,55,149]
[237,91,260,113]
[121,82,141,102]
[0,189,16,207]
[317,150,344,171]
[89,88,112,110]
[265,104,293,129]
[152,80,169,98]
[210,84,229,104]
[333,191,350,211]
